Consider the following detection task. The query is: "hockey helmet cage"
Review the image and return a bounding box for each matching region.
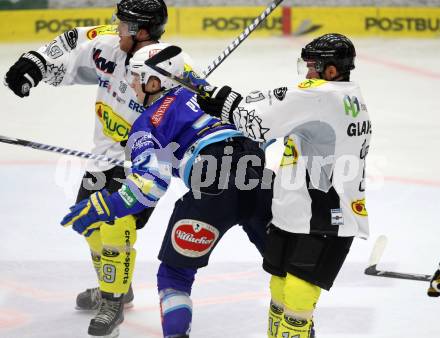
[301,33,356,74]
[116,0,168,40]
[128,43,184,92]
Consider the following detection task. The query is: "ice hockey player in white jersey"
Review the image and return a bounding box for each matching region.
[4,1,204,337]
[197,33,371,338]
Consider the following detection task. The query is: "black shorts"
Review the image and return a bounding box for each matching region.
[262,225,353,290]
[75,166,153,230]
[158,137,274,269]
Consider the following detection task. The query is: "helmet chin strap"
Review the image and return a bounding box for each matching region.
[141,83,163,107]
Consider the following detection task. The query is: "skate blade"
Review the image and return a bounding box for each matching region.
[89,326,120,338]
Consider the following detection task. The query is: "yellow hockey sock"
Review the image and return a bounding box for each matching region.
[268,275,285,338]
[99,215,137,294]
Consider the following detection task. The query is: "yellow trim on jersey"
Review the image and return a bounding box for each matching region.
[298,79,327,89]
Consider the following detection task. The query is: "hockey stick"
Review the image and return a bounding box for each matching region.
[202,0,285,78]
[364,235,432,281]
[0,135,131,168]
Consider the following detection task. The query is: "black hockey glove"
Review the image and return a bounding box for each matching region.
[427,267,440,297]
[197,85,243,124]
[4,51,47,98]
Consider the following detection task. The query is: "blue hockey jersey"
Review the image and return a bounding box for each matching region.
[109,86,242,217]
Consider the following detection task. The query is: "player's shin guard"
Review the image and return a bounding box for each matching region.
[268,275,285,338]
[157,263,197,338]
[277,273,321,338]
[86,228,103,280]
[99,215,137,295]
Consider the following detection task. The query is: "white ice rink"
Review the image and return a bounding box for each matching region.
[0,36,439,338]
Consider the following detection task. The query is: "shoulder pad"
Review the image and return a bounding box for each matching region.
[297,79,327,89]
[86,25,118,40]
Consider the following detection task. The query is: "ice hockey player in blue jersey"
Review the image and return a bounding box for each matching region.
[61,43,273,337]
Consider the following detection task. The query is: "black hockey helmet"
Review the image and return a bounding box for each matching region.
[301,33,356,75]
[116,0,168,40]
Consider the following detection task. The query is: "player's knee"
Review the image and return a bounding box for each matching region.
[160,288,192,337]
[284,273,321,320]
[100,215,137,249]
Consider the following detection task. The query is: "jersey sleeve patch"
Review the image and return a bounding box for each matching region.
[87,25,118,40]
[298,79,327,89]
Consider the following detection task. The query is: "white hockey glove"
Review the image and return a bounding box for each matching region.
[197,85,242,123]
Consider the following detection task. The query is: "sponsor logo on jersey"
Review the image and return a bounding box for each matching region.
[96,101,131,142]
[171,219,219,258]
[44,40,63,59]
[298,79,327,89]
[86,25,118,40]
[186,94,200,113]
[347,120,372,137]
[352,199,368,216]
[93,48,117,74]
[344,95,360,118]
[151,96,176,127]
[273,87,288,101]
[128,99,145,113]
[63,28,78,50]
[118,184,137,208]
[280,137,299,167]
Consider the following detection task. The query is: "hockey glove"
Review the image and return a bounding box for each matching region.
[61,190,115,237]
[4,51,47,98]
[197,85,242,124]
[427,267,440,297]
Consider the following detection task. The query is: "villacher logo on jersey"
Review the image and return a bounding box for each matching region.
[171,220,219,258]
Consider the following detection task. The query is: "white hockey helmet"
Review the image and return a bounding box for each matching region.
[128,42,184,92]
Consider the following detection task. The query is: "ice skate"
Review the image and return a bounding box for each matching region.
[88,292,124,338]
[76,284,134,310]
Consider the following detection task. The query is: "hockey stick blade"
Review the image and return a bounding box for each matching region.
[364,235,432,281]
[145,45,182,66]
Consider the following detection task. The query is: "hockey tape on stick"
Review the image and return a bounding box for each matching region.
[202,0,285,78]
[364,235,432,282]
[0,134,132,169]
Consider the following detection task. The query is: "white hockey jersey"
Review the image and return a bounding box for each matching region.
[37,25,197,172]
[233,79,371,238]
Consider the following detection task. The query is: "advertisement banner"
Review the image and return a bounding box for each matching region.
[176,7,283,37]
[0,7,180,42]
[290,7,440,37]
[0,7,439,43]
